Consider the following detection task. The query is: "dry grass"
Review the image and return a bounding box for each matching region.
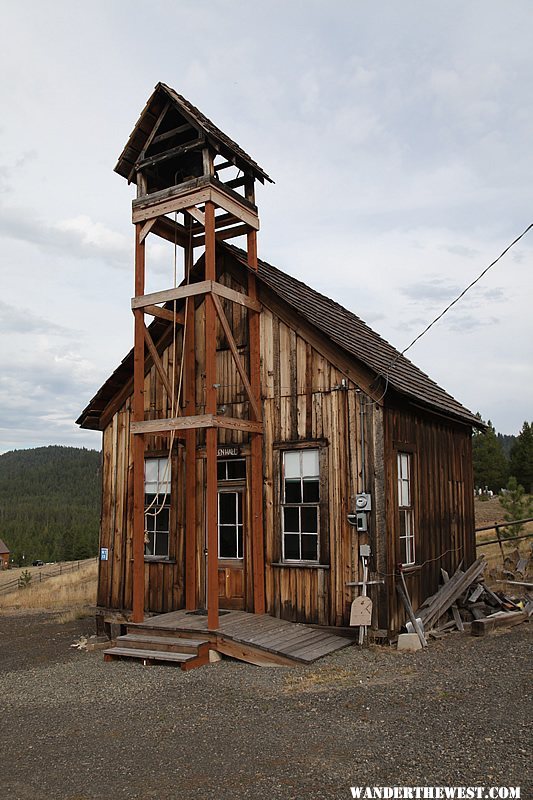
[0,559,97,612]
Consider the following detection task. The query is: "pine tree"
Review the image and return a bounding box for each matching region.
[510,421,533,493]
[499,477,533,538]
[472,418,509,492]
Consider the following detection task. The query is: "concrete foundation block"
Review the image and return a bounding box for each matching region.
[397,633,423,652]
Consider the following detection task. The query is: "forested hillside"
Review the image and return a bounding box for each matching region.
[0,446,101,565]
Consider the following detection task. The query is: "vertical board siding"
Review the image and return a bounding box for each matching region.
[384,404,475,634]
[97,257,473,636]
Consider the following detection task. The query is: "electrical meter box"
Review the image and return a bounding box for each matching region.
[355,493,372,512]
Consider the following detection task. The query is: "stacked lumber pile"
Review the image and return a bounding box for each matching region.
[487,543,533,584]
[412,556,531,639]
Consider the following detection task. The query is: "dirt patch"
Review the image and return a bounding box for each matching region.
[0,609,530,800]
[0,609,96,672]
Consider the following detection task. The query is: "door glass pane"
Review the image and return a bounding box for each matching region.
[219,492,237,523]
[220,526,237,558]
[301,449,319,477]
[237,527,243,559]
[284,533,300,560]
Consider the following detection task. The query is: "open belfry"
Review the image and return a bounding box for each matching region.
[119,84,272,629]
[79,82,479,666]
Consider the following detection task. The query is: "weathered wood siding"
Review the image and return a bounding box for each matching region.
[96,257,474,634]
[383,403,475,633]
[97,263,377,626]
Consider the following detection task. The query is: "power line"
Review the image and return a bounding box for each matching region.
[380,222,533,385]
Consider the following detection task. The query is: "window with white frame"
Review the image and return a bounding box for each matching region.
[282,449,320,562]
[144,457,171,558]
[397,452,415,566]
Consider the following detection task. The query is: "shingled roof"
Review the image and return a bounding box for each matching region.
[77,244,479,430]
[225,244,479,425]
[0,539,9,555]
[115,82,273,185]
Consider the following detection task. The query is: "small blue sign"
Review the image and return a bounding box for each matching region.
[100,547,109,561]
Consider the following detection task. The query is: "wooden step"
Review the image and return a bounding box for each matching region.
[117,633,210,654]
[103,646,210,671]
[126,623,211,641]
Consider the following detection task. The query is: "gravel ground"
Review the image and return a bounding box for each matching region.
[0,611,530,800]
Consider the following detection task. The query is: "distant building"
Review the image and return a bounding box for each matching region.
[0,539,10,570]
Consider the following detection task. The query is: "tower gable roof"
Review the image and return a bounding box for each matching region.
[115,82,273,185]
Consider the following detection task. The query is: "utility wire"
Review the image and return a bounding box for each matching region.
[372,221,533,396]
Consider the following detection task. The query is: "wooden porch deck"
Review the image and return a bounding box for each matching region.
[128,609,354,666]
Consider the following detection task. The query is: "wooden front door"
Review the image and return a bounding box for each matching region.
[217,488,246,609]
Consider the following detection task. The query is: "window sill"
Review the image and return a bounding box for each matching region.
[401,564,421,573]
[144,557,176,564]
[270,562,330,570]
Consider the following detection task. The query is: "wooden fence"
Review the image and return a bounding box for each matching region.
[0,557,98,596]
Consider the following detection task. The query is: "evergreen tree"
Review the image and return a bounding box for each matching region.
[0,446,101,564]
[509,421,533,493]
[472,418,509,492]
[499,477,533,538]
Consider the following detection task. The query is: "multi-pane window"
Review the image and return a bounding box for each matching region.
[217,458,246,481]
[218,491,243,559]
[144,457,171,558]
[282,449,320,562]
[397,452,415,566]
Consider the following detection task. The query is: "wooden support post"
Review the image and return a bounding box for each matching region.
[184,223,197,611]
[247,228,265,615]
[132,224,146,623]
[205,201,219,629]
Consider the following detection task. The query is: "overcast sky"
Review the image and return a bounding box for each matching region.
[0,0,532,454]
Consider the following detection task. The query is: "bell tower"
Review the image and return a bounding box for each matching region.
[115,84,273,627]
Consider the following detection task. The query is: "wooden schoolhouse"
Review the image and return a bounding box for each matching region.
[77,84,479,665]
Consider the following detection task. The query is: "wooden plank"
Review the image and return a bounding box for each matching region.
[185,205,206,227]
[132,225,145,623]
[139,218,158,243]
[150,216,189,247]
[441,568,464,631]
[212,292,261,421]
[135,137,206,171]
[132,280,212,310]
[211,281,262,312]
[151,123,195,145]
[128,101,170,182]
[215,637,296,666]
[471,611,527,637]
[130,414,263,435]
[248,230,265,616]
[184,228,197,611]
[143,304,185,325]
[132,187,212,223]
[193,223,249,246]
[132,280,261,313]
[210,183,259,231]
[142,323,174,401]
[205,200,219,631]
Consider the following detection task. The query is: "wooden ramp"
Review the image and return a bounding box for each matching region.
[104,610,353,668]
